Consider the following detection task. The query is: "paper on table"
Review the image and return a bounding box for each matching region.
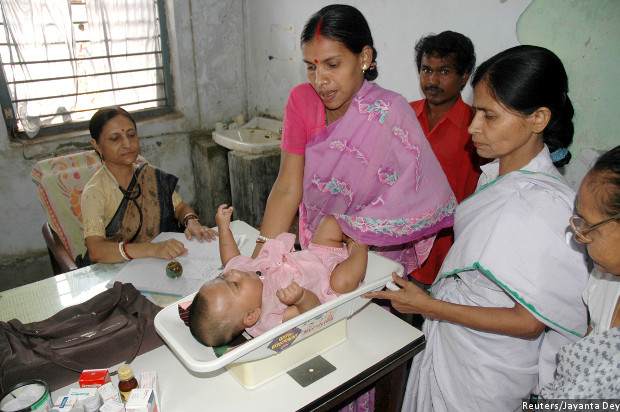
[108,232,246,297]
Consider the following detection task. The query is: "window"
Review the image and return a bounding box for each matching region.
[0,0,173,140]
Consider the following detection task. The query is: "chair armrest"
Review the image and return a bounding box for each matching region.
[42,222,78,273]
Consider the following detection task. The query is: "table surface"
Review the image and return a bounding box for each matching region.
[0,262,179,323]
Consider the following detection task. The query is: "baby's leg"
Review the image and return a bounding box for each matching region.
[330,240,369,294]
[311,215,369,294]
[312,215,346,248]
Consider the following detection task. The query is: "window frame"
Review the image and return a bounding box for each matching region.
[0,0,175,141]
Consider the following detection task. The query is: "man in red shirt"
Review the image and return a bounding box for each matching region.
[410,31,482,288]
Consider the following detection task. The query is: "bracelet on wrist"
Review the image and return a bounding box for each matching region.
[256,235,270,244]
[183,213,199,227]
[119,241,133,260]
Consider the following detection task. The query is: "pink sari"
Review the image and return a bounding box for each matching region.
[300,81,456,273]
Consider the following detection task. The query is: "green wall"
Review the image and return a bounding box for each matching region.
[517,0,620,155]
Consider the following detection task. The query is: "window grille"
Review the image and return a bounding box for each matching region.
[0,0,173,139]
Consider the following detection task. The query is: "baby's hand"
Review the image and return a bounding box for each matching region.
[276,281,304,306]
[215,204,234,229]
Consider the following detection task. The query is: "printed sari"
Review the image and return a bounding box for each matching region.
[77,163,179,266]
[300,81,456,273]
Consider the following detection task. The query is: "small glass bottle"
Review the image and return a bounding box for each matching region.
[117,364,138,402]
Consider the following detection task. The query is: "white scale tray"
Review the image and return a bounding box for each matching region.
[154,221,402,375]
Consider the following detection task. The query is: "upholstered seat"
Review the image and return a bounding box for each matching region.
[31,150,146,274]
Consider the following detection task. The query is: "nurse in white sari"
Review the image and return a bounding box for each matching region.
[364,45,589,411]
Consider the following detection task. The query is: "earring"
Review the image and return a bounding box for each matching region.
[362,65,367,73]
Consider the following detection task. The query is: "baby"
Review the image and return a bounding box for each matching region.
[188,204,369,347]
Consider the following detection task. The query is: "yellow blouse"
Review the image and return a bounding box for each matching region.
[81,164,182,239]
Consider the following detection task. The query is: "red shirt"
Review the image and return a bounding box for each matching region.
[409,96,482,284]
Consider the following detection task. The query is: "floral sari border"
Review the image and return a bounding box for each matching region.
[335,197,457,238]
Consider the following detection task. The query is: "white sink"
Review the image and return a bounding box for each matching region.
[213,117,283,154]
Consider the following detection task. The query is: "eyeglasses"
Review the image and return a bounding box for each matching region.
[569,212,620,243]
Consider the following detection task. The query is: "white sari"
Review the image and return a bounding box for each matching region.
[404,147,589,412]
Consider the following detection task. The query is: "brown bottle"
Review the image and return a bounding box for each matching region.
[118,364,138,402]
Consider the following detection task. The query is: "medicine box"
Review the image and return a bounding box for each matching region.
[68,387,98,400]
[51,396,76,411]
[138,371,161,412]
[99,400,126,412]
[126,389,157,412]
[79,369,111,388]
[98,382,121,404]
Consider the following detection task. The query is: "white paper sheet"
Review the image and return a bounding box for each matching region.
[108,232,246,297]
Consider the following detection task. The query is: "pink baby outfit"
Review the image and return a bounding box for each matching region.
[224,233,349,337]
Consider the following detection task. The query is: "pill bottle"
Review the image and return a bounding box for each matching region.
[117,364,138,402]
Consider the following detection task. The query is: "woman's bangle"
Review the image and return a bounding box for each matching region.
[256,235,270,244]
[119,241,132,260]
[122,241,133,260]
[183,213,199,227]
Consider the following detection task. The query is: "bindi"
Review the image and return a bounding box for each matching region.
[314,59,318,64]
[122,129,125,132]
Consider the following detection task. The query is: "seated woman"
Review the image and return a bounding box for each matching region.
[78,106,217,266]
[188,205,369,347]
[539,145,620,399]
[364,46,590,410]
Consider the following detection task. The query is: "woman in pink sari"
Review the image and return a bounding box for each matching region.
[254,5,455,276]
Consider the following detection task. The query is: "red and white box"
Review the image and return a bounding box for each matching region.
[79,369,111,388]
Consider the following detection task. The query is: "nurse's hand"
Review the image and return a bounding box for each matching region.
[362,272,434,315]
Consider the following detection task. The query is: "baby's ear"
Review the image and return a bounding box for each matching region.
[242,307,261,327]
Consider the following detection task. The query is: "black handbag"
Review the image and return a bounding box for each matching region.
[0,282,164,392]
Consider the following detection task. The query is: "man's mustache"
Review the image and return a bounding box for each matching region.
[425,86,443,93]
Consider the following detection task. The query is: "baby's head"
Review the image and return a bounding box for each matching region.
[188,269,264,347]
